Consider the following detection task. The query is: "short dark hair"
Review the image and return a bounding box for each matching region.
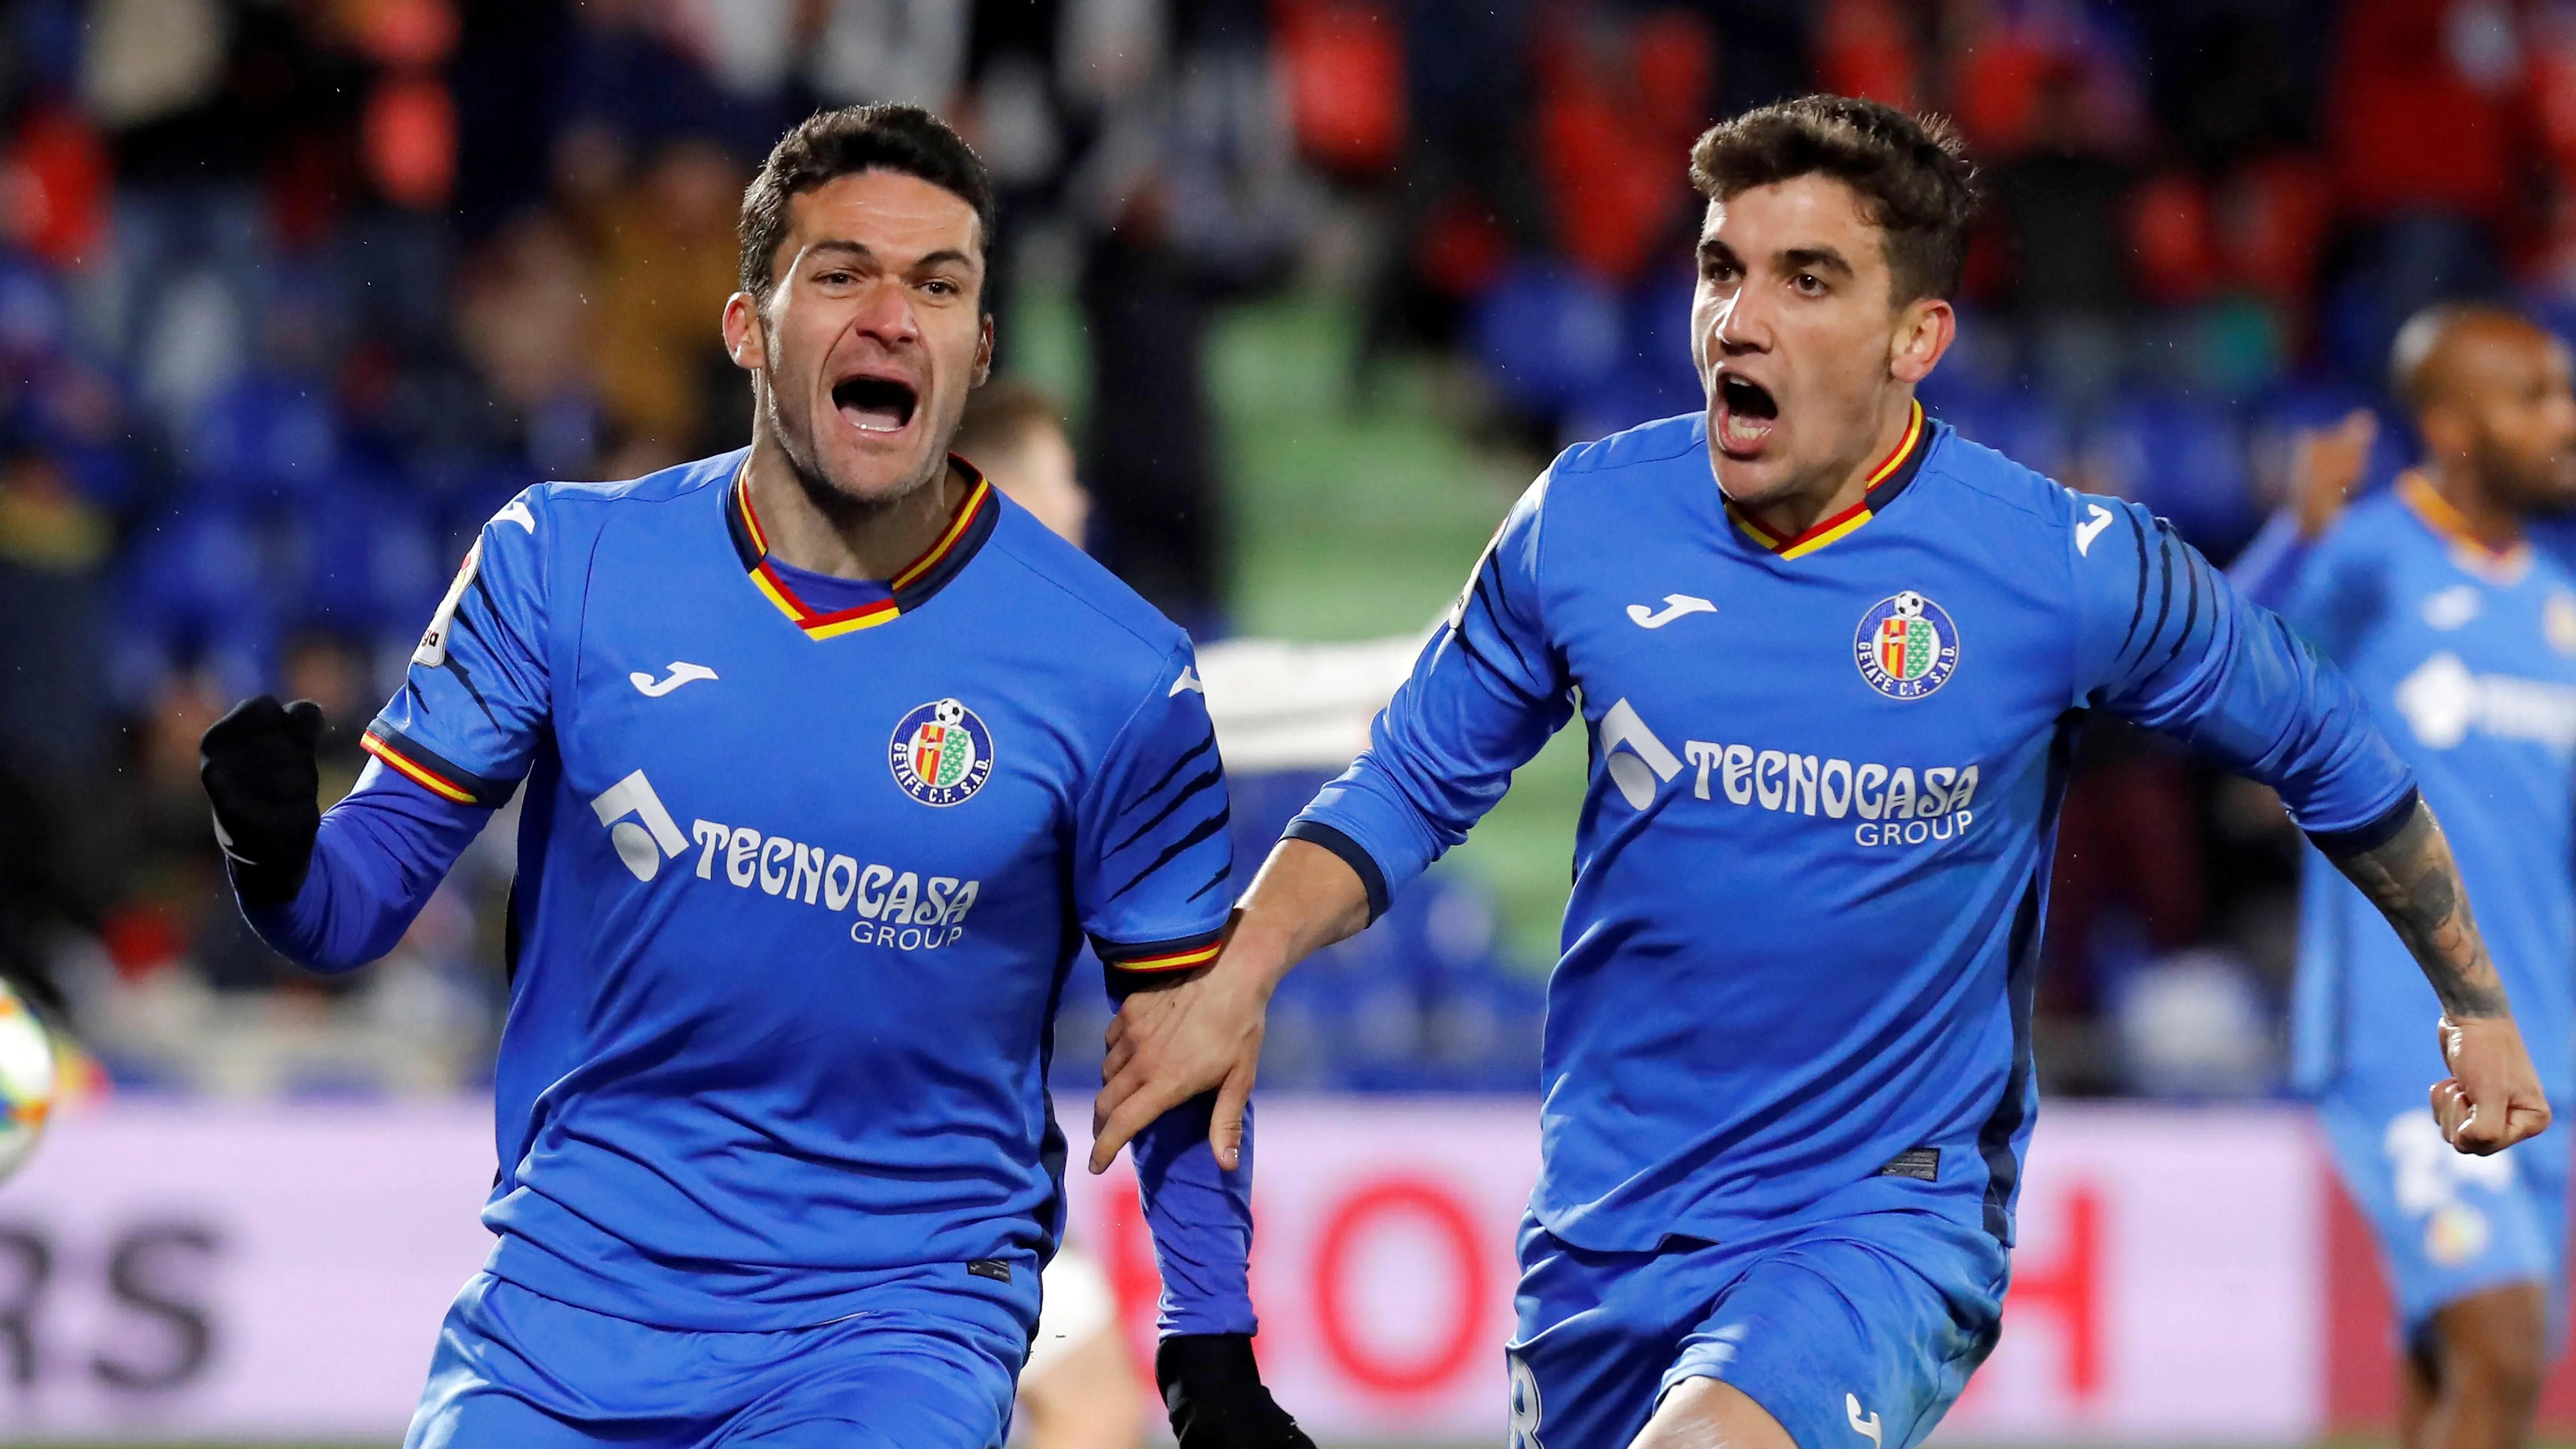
[738,104,996,308]
[954,378,1065,463]
[1689,96,1977,307]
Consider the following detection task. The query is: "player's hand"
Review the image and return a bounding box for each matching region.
[1092,960,1268,1174]
[2292,409,2376,540]
[1156,1334,1316,1449]
[200,696,327,906]
[2433,1014,2551,1155]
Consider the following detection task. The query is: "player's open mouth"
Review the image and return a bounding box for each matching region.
[1714,373,1779,457]
[833,375,918,435]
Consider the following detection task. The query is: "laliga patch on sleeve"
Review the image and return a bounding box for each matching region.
[1877,1147,1940,1182]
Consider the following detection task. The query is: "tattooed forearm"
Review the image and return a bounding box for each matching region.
[2329,800,2511,1018]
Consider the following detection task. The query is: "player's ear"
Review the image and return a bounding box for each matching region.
[2419,402,2472,467]
[723,292,768,374]
[972,312,994,388]
[1888,297,1954,386]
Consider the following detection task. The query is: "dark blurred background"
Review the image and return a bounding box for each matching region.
[0,0,2568,1105]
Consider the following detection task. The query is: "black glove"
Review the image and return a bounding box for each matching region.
[200,696,326,905]
[1156,1334,1315,1449]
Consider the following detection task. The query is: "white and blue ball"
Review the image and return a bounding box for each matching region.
[0,978,56,1182]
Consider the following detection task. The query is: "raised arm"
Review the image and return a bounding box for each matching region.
[1093,473,1571,1175]
[2074,492,2546,1153]
[203,491,553,971]
[225,749,496,970]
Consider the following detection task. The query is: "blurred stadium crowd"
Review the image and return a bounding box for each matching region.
[2,0,2574,1102]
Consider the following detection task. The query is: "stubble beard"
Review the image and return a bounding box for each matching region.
[757,366,947,532]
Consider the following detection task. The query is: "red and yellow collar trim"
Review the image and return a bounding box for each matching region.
[1728,400,1929,561]
[2398,471,2529,581]
[724,457,997,639]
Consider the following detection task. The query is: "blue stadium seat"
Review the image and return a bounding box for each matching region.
[2087,393,2259,555]
[184,376,345,507]
[114,500,282,700]
[1923,385,2070,482]
[1472,260,1626,414]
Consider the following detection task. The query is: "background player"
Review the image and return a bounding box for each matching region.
[1092,97,2551,1449]
[2233,305,2576,1449]
[956,380,1093,550]
[197,105,1305,1449]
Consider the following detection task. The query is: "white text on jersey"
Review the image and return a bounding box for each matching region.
[689,818,982,949]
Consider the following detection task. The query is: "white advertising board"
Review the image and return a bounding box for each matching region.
[0,1098,2326,1444]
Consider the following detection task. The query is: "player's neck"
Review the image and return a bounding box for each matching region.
[1737,393,1919,541]
[2421,462,2525,554]
[741,437,966,581]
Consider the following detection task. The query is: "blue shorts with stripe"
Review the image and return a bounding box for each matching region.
[1506,1208,2006,1449]
[2318,1083,2569,1344]
[404,1262,1037,1449]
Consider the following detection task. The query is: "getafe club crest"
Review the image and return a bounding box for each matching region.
[1854,591,1960,700]
[890,699,995,806]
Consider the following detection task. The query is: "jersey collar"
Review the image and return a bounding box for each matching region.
[1727,400,1930,560]
[724,457,998,639]
[2397,470,2530,584]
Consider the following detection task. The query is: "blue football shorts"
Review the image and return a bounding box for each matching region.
[1507,1208,2007,1449]
[405,1261,1038,1449]
[2318,1083,2570,1346]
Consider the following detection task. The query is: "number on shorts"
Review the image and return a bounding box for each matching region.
[1508,1350,1546,1449]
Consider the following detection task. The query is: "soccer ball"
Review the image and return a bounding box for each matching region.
[0,978,56,1182]
[1891,590,1927,619]
[933,699,966,728]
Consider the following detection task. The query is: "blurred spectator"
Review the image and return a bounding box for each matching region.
[12,0,2576,1103]
[1072,0,1303,632]
[590,139,752,474]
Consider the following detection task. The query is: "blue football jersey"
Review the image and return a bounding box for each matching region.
[2286,478,2576,1104]
[346,451,1241,1330]
[1292,406,2415,1250]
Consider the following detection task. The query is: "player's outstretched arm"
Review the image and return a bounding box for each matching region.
[2073,494,2544,1154]
[1096,475,1569,1174]
[2327,798,2550,1155]
[1093,839,1370,1175]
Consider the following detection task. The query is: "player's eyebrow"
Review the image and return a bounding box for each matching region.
[1697,236,1741,272]
[1779,246,1854,279]
[802,240,979,276]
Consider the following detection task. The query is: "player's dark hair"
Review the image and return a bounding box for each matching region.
[738,104,996,309]
[1689,96,1978,307]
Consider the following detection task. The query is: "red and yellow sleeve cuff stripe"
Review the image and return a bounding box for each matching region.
[1099,931,1228,996]
[1113,940,1225,973]
[361,726,512,808]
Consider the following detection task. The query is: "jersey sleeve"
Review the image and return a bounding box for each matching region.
[1075,644,1257,1336]
[1130,1093,1258,1337]
[361,492,553,808]
[242,760,492,972]
[1074,644,1235,992]
[1287,474,1572,919]
[2070,493,2417,850]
